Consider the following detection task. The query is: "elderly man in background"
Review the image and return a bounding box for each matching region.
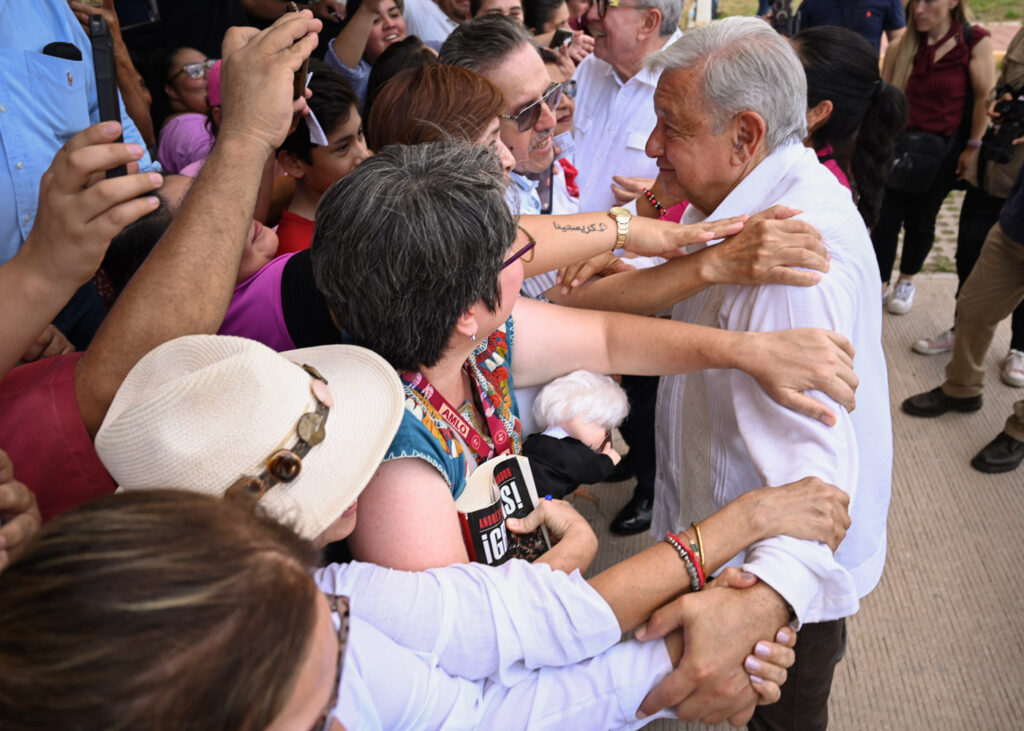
[636,18,891,730]
[572,0,683,212]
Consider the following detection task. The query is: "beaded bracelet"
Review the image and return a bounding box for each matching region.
[642,187,666,215]
[665,532,704,592]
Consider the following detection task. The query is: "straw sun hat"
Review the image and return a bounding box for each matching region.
[95,335,404,539]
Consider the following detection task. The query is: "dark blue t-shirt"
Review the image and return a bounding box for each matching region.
[798,0,906,53]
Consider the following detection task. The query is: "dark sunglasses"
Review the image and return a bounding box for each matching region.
[595,0,652,17]
[173,58,217,81]
[560,79,578,100]
[500,83,563,132]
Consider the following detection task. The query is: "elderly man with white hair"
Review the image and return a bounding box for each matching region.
[572,0,683,212]
[633,17,892,730]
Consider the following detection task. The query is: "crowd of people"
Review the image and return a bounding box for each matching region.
[1,0,1022,728]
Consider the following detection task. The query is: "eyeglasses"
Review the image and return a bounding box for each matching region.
[313,594,350,731]
[595,0,653,17]
[560,79,578,100]
[500,83,562,133]
[224,364,330,504]
[503,226,537,269]
[173,58,217,81]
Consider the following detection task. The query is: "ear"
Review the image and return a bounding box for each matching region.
[730,110,766,166]
[638,9,662,39]
[164,82,182,103]
[453,307,481,342]
[277,148,306,180]
[210,105,222,129]
[805,99,834,135]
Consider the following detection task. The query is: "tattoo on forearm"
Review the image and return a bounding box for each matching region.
[552,221,608,234]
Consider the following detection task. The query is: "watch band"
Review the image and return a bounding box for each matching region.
[607,206,631,250]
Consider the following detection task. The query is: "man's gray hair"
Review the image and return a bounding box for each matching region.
[649,17,807,150]
[649,0,683,36]
[439,14,537,75]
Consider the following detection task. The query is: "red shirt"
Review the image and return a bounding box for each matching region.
[905,23,990,137]
[275,208,316,256]
[0,354,116,522]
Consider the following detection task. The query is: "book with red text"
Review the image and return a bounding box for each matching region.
[455,455,552,565]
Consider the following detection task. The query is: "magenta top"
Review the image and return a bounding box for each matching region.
[218,253,296,352]
[157,113,215,174]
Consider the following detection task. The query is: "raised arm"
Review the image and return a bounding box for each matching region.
[510,296,857,426]
[0,123,160,381]
[75,12,322,435]
[328,0,383,70]
[68,0,156,147]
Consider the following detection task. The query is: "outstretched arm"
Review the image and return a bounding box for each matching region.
[511,297,857,426]
[547,206,828,313]
[75,12,322,434]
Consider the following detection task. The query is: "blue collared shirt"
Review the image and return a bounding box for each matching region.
[505,171,543,216]
[0,0,158,264]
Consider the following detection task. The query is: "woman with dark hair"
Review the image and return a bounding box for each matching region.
[792,26,909,228]
[325,0,409,106]
[362,35,439,121]
[149,47,217,173]
[872,0,995,314]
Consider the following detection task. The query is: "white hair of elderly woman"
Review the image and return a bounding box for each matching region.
[532,370,630,433]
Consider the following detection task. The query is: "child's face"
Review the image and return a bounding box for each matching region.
[302,107,372,197]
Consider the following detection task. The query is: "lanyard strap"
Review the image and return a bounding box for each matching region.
[401,367,513,463]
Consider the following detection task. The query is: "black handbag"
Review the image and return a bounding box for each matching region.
[887,130,949,192]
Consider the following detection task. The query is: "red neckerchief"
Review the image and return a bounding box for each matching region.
[558,158,580,198]
[401,366,513,463]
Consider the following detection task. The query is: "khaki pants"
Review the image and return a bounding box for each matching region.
[942,222,1024,441]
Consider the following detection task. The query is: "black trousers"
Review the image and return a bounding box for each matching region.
[747,618,846,731]
[872,136,961,283]
[957,187,1024,350]
[618,374,658,501]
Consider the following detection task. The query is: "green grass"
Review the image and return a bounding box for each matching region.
[713,0,1020,23]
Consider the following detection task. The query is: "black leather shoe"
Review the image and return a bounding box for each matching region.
[610,494,653,535]
[902,387,982,417]
[970,432,1024,474]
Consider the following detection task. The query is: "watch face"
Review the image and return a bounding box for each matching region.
[609,206,630,218]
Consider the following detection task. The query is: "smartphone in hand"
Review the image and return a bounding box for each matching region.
[88,14,126,178]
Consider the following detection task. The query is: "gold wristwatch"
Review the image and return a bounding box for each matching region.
[607,206,631,250]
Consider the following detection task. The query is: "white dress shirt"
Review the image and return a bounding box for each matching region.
[402,0,459,45]
[317,558,675,729]
[651,142,892,626]
[571,30,682,213]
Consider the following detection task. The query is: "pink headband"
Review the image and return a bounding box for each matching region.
[207,59,223,108]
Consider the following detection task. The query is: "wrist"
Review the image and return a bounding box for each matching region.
[966,138,983,149]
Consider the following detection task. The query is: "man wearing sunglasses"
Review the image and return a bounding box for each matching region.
[572,0,682,213]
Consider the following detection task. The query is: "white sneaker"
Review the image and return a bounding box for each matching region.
[887,280,916,314]
[1002,349,1024,387]
[913,328,956,355]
